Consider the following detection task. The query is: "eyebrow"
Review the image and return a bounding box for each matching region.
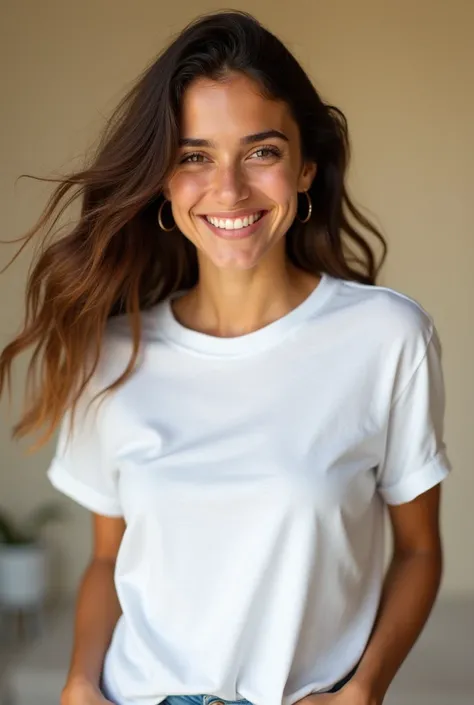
[178,129,289,148]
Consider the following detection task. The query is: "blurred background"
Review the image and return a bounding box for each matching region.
[0,1,473,704]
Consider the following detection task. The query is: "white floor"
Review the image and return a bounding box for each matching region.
[1,597,473,705]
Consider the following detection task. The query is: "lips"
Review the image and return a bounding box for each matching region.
[205,210,264,230]
[199,210,269,240]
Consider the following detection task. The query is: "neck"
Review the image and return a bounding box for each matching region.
[172,254,321,339]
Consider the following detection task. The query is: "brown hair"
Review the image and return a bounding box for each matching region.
[0,10,387,447]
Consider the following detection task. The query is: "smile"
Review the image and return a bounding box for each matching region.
[205,211,264,230]
[199,210,268,240]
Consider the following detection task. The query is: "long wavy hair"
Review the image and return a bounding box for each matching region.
[0,9,387,447]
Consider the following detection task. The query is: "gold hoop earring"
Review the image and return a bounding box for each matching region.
[158,199,176,232]
[297,190,312,223]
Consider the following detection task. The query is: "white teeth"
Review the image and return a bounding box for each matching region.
[206,211,263,230]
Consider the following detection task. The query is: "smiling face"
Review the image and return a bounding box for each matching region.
[163,72,316,271]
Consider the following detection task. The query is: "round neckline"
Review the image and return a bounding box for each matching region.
[157,272,337,357]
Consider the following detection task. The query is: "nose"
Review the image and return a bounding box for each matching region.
[212,162,250,206]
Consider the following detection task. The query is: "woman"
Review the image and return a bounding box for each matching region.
[0,10,451,705]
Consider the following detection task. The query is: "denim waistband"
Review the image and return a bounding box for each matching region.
[163,666,358,705]
[163,696,250,705]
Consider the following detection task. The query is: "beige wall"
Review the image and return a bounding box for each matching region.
[1,0,472,596]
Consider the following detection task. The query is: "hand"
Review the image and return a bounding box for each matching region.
[295,680,382,705]
[61,677,114,705]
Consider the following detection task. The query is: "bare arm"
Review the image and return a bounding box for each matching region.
[61,513,125,705]
[345,485,443,703]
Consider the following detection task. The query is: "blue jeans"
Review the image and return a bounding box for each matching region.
[162,668,357,705]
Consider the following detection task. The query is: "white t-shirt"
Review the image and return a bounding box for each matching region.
[47,273,451,705]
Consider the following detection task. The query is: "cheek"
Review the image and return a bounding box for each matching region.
[168,172,207,205]
[250,163,297,203]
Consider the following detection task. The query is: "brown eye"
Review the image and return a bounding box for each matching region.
[180,152,206,164]
[251,147,282,160]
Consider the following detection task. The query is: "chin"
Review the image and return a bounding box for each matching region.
[207,247,269,271]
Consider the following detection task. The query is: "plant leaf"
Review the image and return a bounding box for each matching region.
[0,510,25,544]
[23,502,68,539]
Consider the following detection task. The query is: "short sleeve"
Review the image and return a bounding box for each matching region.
[376,323,452,505]
[47,382,123,517]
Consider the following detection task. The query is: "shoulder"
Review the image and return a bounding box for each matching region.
[325,275,440,387]
[330,275,435,346]
[78,302,167,399]
[105,300,167,346]
[101,302,165,362]
[324,276,446,417]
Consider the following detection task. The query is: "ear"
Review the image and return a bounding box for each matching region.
[298,161,317,193]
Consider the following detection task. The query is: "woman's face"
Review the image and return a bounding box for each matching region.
[163,72,316,271]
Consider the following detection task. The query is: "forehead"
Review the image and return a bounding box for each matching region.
[179,73,297,140]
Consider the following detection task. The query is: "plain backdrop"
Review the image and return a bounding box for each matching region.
[0,0,472,597]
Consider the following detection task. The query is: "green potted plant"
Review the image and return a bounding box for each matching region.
[0,502,66,610]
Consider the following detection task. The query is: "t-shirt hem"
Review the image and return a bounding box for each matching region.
[378,449,452,505]
[48,459,123,517]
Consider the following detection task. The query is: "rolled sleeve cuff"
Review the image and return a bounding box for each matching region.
[47,459,123,517]
[378,449,452,505]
